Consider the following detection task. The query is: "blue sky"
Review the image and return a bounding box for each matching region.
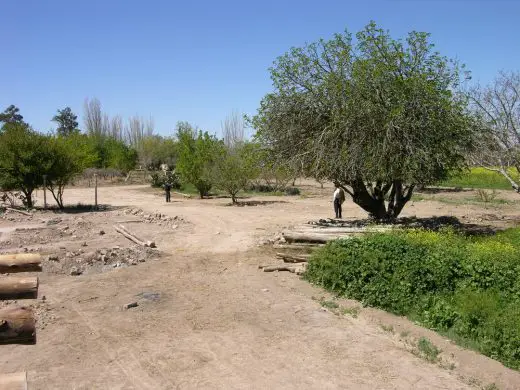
[2,0,519,137]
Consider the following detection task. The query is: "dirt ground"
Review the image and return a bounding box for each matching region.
[1,181,520,389]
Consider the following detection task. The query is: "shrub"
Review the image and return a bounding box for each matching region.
[305,228,520,369]
[285,187,300,196]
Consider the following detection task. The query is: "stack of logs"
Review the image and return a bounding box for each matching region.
[260,219,396,274]
[0,253,42,389]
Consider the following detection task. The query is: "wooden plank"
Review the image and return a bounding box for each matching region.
[0,254,42,273]
[0,306,36,345]
[0,372,28,390]
[0,276,38,299]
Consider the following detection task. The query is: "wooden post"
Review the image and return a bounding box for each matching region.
[43,174,47,210]
[0,307,36,344]
[0,276,38,299]
[0,254,42,273]
[0,372,28,390]
[94,173,98,209]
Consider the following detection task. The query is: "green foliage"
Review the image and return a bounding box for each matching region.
[212,143,259,203]
[416,337,441,363]
[150,171,181,189]
[439,167,520,190]
[0,122,54,208]
[45,134,97,208]
[253,22,474,220]
[0,105,25,124]
[88,136,137,172]
[176,123,222,198]
[52,107,79,136]
[140,135,178,170]
[305,228,520,369]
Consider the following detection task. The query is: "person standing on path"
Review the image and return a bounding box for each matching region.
[333,184,346,219]
[164,182,172,203]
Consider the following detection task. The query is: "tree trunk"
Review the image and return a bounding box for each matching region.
[0,306,36,344]
[0,276,38,299]
[346,178,414,221]
[21,189,33,209]
[0,254,42,273]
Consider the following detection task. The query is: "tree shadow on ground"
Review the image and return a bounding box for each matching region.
[224,200,289,207]
[310,215,498,236]
[417,186,471,194]
[35,204,128,214]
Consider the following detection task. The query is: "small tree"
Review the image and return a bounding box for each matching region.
[0,123,53,208]
[213,144,257,203]
[45,134,97,208]
[469,71,520,192]
[253,22,473,220]
[176,123,221,198]
[52,107,79,136]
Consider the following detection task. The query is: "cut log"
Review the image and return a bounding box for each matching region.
[0,276,38,299]
[5,208,31,217]
[272,243,323,250]
[0,372,28,390]
[275,253,310,263]
[296,225,394,234]
[0,254,42,273]
[0,307,36,344]
[114,225,156,248]
[282,231,354,243]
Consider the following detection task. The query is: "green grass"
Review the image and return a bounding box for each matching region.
[340,306,361,318]
[305,228,520,369]
[413,191,514,206]
[438,167,519,190]
[415,337,441,363]
[320,299,339,309]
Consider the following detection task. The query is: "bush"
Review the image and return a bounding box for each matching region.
[305,228,520,369]
[150,171,181,189]
[285,187,300,196]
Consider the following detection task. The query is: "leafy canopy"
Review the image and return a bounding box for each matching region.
[253,22,474,219]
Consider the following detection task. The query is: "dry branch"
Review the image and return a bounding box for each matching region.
[172,191,192,199]
[282,231,353,243]
[114,225,156,248]
[0,372,27,390]
[0,307,36,344]
[6,208,31,217]
[272,243,323,250]
[262,264,307,274]
[0,276,38,299]
[0,254,42,273]
[275,253,310,263]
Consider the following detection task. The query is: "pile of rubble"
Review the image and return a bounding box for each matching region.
[120,208,186,230]
[44,245,159,276]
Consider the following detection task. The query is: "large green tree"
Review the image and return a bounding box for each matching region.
[253,22,473,220]
[52,107,79,136]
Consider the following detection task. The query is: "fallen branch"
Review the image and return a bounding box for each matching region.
[0,372,27,390]
[0,306,36,344]
[0,276,38,299]
[114,225,156,248]
[0,254,42,273]
[6,208,31,217]
[275,252,310,263]
[262,264,307,275]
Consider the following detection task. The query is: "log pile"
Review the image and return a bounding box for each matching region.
[261,219,397,276]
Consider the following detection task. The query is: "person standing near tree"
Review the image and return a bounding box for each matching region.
[164,182,172,203]
[333,183,345,219]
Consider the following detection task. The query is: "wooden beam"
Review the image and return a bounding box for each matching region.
[0,372,28,390]
[0,307,36,345]
[0,276,38,299]
[0,254,42,273]
[275,253,310,263]
[5,208,32,217]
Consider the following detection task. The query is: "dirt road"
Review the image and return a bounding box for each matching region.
[1,184,519,389]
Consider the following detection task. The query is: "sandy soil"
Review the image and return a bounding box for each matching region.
[1,182,520,389]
